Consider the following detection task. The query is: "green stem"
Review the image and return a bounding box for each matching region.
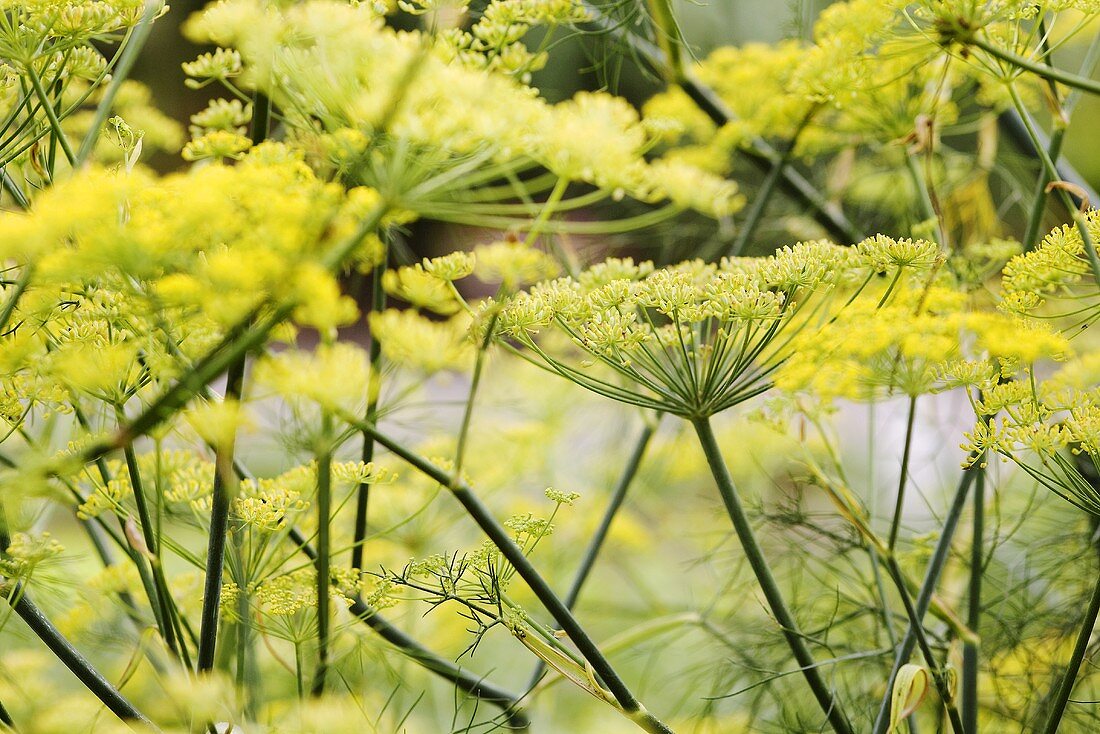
[351,247,387,575]
[526,420,657,689]
[882,556,965,734]
[1037,550,1100,733]
[646,0,683,81]
[6,587,156,727]
[310,421,334,697]
[1021,31,1100,250]
[76,202,389,469]
[1,505,154,727]
[74,0,160,167]
[968,35,1100,97]
[196,356,246,672]
[347,417,675,734]
[888,396,919,551]
[904,153,945,246]
[690,416,854,734]
[24,63,75,166]
[962,469,984,734]
[872,458,983,734]
[0,700,12,728]
[0,167,28,209]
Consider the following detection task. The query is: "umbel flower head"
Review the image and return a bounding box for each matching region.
[496,242,880,418]
[962,354,1100,516]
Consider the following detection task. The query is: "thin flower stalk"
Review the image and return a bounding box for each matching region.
[1037,557,1100,734]
[962,469,984,734]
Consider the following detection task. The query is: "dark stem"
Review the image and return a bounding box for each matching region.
[882,556,965,734]
[196,355,247,672]
[888,396,919,551]
[311,429,334,697]
[1037,525,1100,734]
[962,469,984,734]
[872,459,982,734]
[526,420,657,689]
[1,504,154,727]
[6,588,156,727]
[691,416,854,734]
[351,248,387,574]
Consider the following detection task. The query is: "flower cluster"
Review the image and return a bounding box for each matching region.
[497,243,866,417]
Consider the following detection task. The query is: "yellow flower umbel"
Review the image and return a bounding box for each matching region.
[497,243,868,418]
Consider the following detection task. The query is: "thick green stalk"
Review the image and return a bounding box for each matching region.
[872,459,982,734]
[7,588,156,727]
[1,505,154,727]
[0,700,12,728]
[646,0,683,81]
[888,396,919,551]
[311,424,334,697]
[196,357,246,672]
[1037,550,1100,733]
[527,420,657,689]
[23,63,75,166]
[962,469,984,734]
[347,417,675,734]
[726,111,815,257]
[690,416,854,734]
[75,203,390,470]
[351,247,387,574]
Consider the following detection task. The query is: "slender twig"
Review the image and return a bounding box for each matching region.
[343,415,675,734]
[962,468,984,734]
[872,458,983,734]
[888,396,919,551]
[691,416,854,734]
[526,419,657,689]
[196,356,246,673]
[0,167,28,209]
